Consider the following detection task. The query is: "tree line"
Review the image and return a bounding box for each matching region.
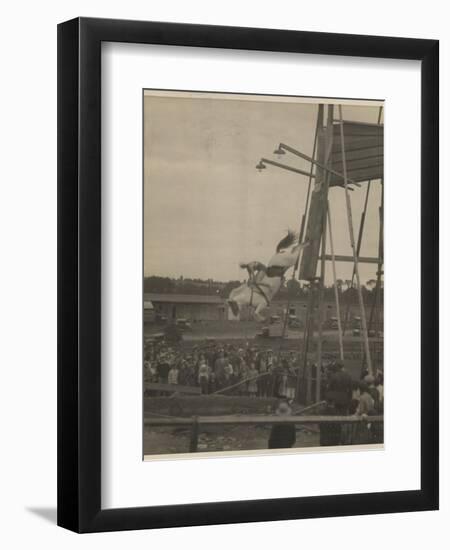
[144,275,383,303]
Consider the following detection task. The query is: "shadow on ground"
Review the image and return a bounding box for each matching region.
[26,507,57,525]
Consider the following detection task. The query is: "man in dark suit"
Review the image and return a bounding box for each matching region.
[268,402,296,449]
[325,360,353,415]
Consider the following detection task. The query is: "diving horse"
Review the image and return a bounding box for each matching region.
[227,231,309,322]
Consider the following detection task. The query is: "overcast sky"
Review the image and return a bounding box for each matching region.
[144,92,383,285]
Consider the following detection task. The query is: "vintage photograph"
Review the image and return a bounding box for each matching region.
[143,91,384,458]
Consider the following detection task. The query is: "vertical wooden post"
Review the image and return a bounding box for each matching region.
[369,182,384,331]
[300,289,315,405]
[367,182,384,371]
[316,214,327,404]
[189,416,199,452]
[338,105,373,376]
[295,106,322,405]
[315,105,334,403]
[299,104,328,281]
[342,181,371,335]
[327,203,345,361]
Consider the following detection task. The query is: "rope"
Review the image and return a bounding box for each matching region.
[279,104,321,366]
[212,371,270,395]
[145,411,187,420]
[292,400,326,415]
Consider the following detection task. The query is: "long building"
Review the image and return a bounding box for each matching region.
[144,292,382,326]
[144,292,228,321]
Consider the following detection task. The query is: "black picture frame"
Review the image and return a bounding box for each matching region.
[57,17,439,533]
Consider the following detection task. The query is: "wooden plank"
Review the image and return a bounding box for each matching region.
[331,146,383,163]
[332,155,383,173]
[333,121,384,137]
[330,165,383,185]
[320,254,380,264]
[144,414,384,427]
[331,136,383,154]
[145,382,202,395]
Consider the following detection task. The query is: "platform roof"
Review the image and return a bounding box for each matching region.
[329,121,383,186]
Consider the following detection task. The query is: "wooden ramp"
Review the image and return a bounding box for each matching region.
[145,382,201,395]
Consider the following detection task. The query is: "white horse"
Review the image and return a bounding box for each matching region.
[227,231,309,322]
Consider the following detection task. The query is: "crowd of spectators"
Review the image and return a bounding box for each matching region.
[144,340,384,413]
[144,340,299,398]
[144,339,384,447]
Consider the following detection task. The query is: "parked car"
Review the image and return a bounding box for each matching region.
[175,318,192,331]
[288,315,303,329]
[144,333,165,346]
[352,316,361,329]
[324,317,339,330]
[155,313,168,324]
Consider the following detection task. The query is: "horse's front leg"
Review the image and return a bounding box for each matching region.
[253,301,268,322]
[227,285,247,317]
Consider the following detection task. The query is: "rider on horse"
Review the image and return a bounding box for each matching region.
[228,231,309,321]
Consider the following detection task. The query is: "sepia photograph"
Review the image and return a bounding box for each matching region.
[54,13,439,535]
[142,90,384,458]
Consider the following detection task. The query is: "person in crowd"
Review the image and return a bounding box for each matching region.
[257,351,269,397]
[353,382,376,443]
[268,402,296,449]
[326,360,353,415]
[177,358,187,385]
[187,357,197,386]
[355,382,375,416]
[168,363,179,385]
[224,360,234,387]
[214,350,228,389]
[208,370,217,394]
[318,395,342,446]
[364,374,380,412]
[247,362,259,397]
[375,370,384,413]
[285,362,297,402]
[144,354,157,383]
[156,353,170,384]
[360,367,369,380]
[238,357,249,396]
[265,349,275,397]
[277,360,289,399]
[349,379,361,415]
[198,359,210,394]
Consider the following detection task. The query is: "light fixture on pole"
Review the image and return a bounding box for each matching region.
[273,145,285,157]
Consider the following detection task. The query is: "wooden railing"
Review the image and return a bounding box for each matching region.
[144,414,384,452]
